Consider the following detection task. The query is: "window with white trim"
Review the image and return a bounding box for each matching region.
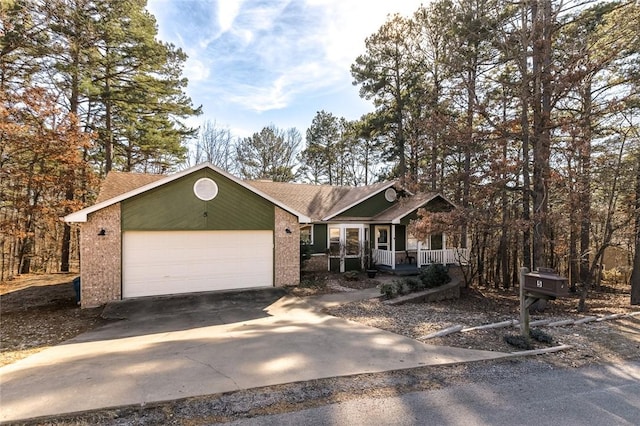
[300,224,313,245]
[407,233,419,250]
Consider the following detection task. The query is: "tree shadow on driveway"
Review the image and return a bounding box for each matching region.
[69,288,287,342]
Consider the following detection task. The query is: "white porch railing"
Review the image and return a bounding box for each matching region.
[373,248,394,267]
[373,248,470,268]
[418,248,470,266]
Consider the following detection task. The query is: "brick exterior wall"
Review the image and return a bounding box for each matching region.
[274,206,300,286]
[80,204,122,307]
[302,254,329,272]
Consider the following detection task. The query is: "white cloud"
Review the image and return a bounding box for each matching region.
[217,0,244,33]
[183,58,210,82]
[226,61,334,112]
[216,0,423,112]
[149,0,426,135]
[308,0,422,68]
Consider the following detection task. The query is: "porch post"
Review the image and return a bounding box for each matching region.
[391,224,396,270]
[443,233,448,264]
[417,240,422,268]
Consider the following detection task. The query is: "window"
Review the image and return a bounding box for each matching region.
[430,234,443,250]
[345,228,360,256]
[375,226,389,250]
[329,227,341,255]
[407,233,418,250]
[407,232,443,250]
[300,225,313,245]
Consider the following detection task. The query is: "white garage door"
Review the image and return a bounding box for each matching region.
[122,230,273,298]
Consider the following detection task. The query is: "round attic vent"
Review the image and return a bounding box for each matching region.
[193,178,218,201]
[384,188,397,202]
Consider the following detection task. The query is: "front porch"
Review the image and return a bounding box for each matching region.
[373,248,470,275]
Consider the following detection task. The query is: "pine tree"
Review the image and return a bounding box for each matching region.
[236,125,300,182]
[351,14,423,183]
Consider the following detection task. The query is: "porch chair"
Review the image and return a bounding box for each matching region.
[404,250,416,264]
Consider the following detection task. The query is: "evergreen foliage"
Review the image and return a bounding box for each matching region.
[0,0,199,275]
[419,264,451,289]
[235,125,300,182]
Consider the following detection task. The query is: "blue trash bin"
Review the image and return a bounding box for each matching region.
[73,277,81,304]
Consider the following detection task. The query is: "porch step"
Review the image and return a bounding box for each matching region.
[377,264,420,276]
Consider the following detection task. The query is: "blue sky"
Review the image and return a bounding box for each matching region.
[146,0,424,138]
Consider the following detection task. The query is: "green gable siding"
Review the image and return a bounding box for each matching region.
[400,196,454,225]
[308,223,327,254]
[424,196,454,213]
[336,190,395,219]
[400,212,419,226]
[395,225,406,251]
[122,169,274,231]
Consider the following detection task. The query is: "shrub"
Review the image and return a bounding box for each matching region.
[380,283,397,299]
[530,329,554,344]
[299,274,325,289]
[392,279,409,296]
[419,264,451,288]
[404,277,424,291]
[504,334,533,350]
[343,270,359,281]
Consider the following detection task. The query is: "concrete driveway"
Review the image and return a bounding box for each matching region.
[0,288,509,423]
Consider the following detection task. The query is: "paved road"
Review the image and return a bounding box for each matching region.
[227,359,640,426]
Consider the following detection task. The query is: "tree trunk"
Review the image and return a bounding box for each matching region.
[60,213,72,272]
[569,215,578,292]
[104,46,113,174]
[579,127,626,311]
[61,41,80,273]
[520,3,532,270]
[631,154,640,305]
[531,0,553,270]
[462,64,476,250]
[500,131,510,289]
[18,218,34,275]
[579,79,592,290]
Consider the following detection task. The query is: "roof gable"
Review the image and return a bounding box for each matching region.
[321,181,397,220]
[64,163,311,223]
[372,193,456,224]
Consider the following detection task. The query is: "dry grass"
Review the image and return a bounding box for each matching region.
[327,273,640,368]
[0,274,106,367]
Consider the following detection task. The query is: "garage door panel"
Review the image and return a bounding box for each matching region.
[123,231,273,298]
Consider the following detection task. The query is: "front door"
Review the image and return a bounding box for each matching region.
[375,226,390,251]
[328,225,364,272]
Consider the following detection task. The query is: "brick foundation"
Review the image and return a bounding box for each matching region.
[302,253,328,272]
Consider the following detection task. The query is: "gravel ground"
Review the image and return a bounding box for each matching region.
[2,271,639,425]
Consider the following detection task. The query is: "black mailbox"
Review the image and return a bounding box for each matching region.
[524,268,569,298]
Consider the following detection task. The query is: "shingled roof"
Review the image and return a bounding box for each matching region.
[248,180,395,222]
[247,181,350,222]
[87,168,445,225]
[95,171,164,203]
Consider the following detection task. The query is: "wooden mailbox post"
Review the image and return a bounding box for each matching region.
[519,267,569,338]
